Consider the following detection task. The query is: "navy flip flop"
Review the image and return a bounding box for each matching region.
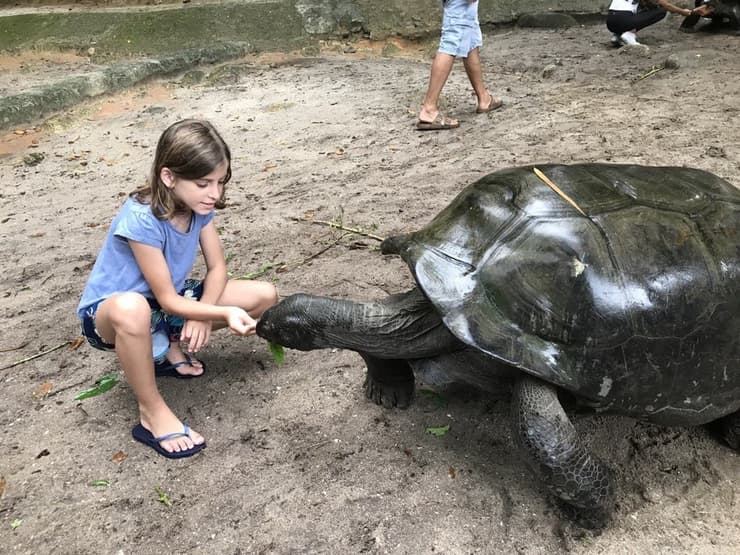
[131,423,206,459]
[154,354,206,379]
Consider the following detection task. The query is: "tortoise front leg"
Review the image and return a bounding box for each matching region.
[511,375,616,523]
[359,353,415,409]
[719,410,740,450]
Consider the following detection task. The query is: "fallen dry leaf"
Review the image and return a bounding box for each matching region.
[33,382,53,399]
[111,451,127,463]
[70,336,85,350]
[261,163,278,172]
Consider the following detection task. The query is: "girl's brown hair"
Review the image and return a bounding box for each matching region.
[132,119,232,219]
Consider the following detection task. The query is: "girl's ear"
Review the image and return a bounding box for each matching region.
[160,167,175,188]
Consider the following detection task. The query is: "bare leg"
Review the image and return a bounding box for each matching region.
[419,51,456,124]
[463,47,501,112]
[94,292,204,454]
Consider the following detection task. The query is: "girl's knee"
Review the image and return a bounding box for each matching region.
[259,281,279,310]
[250,281,278,317]
[108,293,151,327]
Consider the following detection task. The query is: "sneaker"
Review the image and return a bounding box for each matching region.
[620,31,640,46]
[610,33,621,47]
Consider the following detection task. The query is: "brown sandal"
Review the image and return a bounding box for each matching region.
[476,94,503,114]
[416,114,460,131]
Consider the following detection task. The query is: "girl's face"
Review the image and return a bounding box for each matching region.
[161,160,228,215]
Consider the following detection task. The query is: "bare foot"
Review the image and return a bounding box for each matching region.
[139,404,205,454]
[476,92,503,114]
[161,342,204,377]
[418,107,459,127]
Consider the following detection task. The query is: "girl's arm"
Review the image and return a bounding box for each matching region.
[197,220,229,307]
[129,238,247,328]
[657,0,693,16]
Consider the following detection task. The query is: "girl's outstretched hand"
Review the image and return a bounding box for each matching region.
[226,307,257,336]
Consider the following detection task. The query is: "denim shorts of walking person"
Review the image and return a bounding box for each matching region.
[79,279,204,362]
[439,0,483,58]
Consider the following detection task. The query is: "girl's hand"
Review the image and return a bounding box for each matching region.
[226,307,257,336]
[692,5,715,16]
[181,319,212,353]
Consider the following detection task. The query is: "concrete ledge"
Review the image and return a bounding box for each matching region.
[0,43,246,128]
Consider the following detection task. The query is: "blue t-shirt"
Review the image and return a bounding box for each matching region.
[77,197,214,318]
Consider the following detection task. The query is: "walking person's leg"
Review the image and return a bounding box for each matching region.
[418,52,458,128]
[462,47,502,113]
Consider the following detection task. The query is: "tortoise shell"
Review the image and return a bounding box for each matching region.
[394,164,740,424]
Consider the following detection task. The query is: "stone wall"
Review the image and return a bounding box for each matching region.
[0,0,610,54]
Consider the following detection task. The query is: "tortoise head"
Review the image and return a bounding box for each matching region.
[256,294,328,351]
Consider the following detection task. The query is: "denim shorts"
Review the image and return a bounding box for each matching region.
[439,0,482,57]
[79,279,203,361]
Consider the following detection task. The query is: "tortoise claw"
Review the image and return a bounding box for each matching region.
[364,374,414,409]
[359,354,415,409]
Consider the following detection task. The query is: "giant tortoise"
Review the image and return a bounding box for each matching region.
[681,0,740,32]
[257,163,739,521]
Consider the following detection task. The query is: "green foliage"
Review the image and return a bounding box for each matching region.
[155,486,172,508]
[268,342,285,365]
[426,424,450,437]
[74,373,119,401]
[418,388,447,408]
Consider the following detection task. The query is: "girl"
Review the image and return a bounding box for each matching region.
[77,119,278,459]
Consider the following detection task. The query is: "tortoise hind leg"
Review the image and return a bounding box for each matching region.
[511,375,616,527]
[360,353,415,409]
[718,410,740,450]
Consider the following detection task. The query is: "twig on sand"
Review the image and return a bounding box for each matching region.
[0,341,71,371]
[636,65,665,82]
[236,235,348,281]
[0,341,31,353]
[293,217,385,242]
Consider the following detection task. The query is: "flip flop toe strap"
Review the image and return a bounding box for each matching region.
[152,424,192,442]
[170,354,203,371]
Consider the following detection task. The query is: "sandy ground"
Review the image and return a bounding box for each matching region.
[1,17,739,555]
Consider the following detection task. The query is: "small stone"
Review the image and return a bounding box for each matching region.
[542,64,557,79]
[23,152,45,166]
[663,54,680,69]
[619,43,651,57]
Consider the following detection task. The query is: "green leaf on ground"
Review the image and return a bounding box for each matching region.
[10,519,22,529]
[90,479,111,488]
[74,373,119,401]
[418,388,447,408]
[426,424,450,437]
[268,342,285,365]
[155,486,172,508]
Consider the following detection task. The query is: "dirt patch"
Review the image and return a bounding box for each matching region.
[1,18,739,554]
